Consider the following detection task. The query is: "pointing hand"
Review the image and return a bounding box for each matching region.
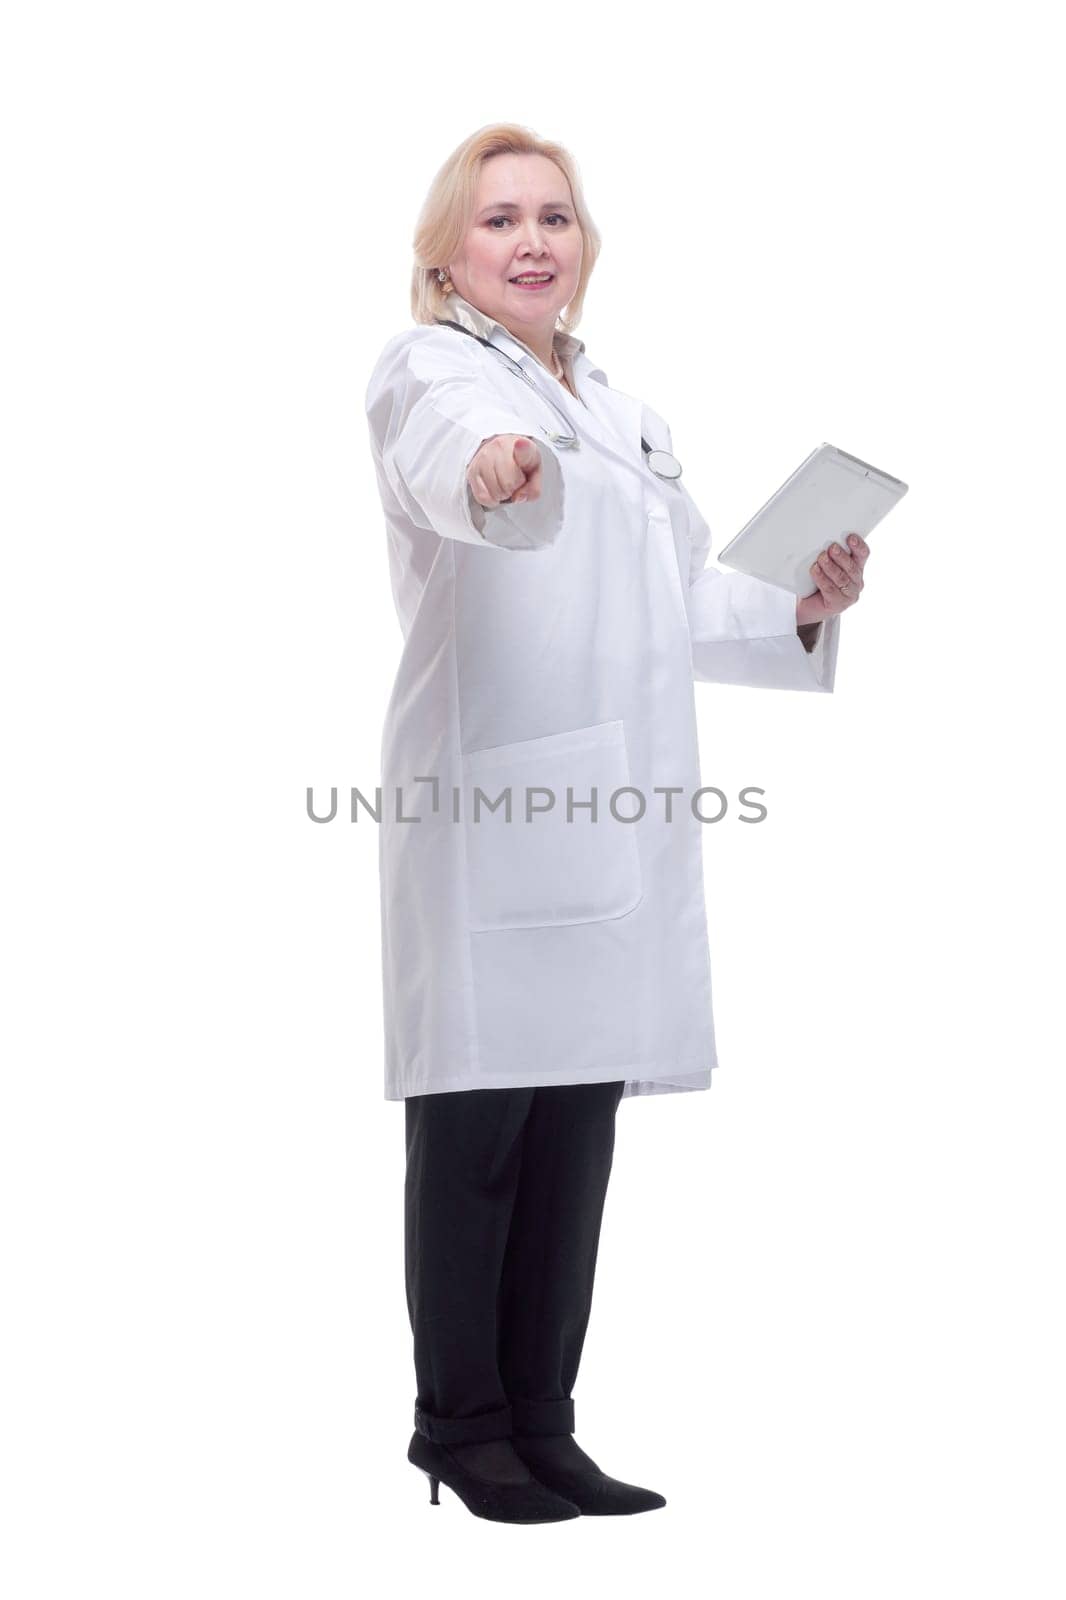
[468,434,543,510]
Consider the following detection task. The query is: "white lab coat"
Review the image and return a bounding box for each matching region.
[364,292,839,1101]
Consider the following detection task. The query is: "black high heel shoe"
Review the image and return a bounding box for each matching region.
[407,1431,582,1523]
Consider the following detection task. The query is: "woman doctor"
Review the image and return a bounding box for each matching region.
[363,123,870,1525]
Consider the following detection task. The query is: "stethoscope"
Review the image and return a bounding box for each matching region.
[435,318,683,481]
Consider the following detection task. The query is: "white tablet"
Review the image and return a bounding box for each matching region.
[716,443,908,596]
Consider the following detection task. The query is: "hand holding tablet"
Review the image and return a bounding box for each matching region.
[716,443,908,599]
[799,530,870,626]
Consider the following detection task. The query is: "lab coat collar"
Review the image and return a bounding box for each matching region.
[437,291,605,385]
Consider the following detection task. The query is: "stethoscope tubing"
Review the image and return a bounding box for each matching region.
[435,318,683,480]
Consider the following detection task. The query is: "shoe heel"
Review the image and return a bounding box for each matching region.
[420,1467,440,1506]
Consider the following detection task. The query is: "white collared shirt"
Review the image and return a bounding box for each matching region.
[436,290,588,405]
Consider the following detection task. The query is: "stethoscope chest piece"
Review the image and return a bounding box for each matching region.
[643,446,683,480]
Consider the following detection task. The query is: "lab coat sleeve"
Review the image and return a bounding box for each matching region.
[365,331,566,552]
[680,467,839,694]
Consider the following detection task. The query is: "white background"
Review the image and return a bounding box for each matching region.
[2,1,1063,1594]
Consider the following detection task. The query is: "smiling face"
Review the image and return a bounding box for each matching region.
[445,152,583,351]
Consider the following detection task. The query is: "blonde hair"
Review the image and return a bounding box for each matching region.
[410,123,601,334]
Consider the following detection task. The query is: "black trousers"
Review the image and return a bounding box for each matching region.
[404,1079,626,1446]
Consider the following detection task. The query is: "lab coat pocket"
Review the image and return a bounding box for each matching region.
[462,719,644,932]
